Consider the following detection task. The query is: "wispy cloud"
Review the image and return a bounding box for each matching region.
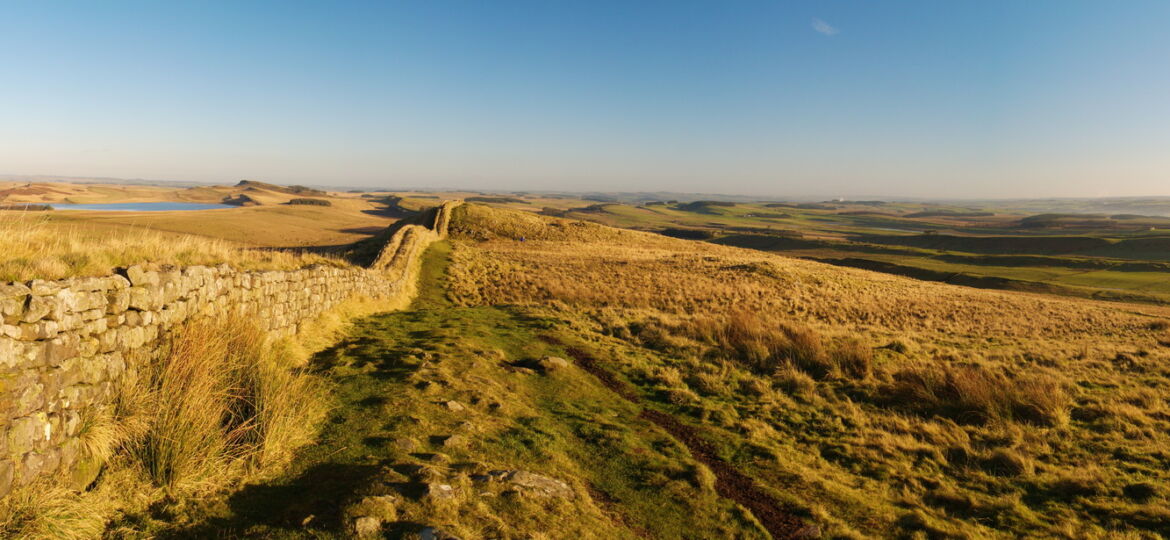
[812,18,839,36]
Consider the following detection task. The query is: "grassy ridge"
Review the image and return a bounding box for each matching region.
[443,204,1170,537]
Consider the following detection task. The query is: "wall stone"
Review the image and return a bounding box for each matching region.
[0,202,459,498]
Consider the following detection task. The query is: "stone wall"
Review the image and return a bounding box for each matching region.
[0,201,460,498]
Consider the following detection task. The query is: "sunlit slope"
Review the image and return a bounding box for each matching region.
[67,201,393,248]
[0,182,399,248]
[445,203,1170,538]
[449,203,1169,353]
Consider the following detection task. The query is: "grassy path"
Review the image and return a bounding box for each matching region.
[154,241,768,538]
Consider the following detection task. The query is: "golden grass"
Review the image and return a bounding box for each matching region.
[890,365,1070,427]
[134,318,329,491]
[0,211,345,281]
[445,204,1170,537]
[0,485,109,540]
[0,316,335,536]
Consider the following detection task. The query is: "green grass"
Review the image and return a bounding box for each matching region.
[133,241,763,538]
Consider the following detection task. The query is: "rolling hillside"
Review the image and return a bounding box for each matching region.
[441,203,1170,538]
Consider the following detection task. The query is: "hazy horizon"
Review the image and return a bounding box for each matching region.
[3,1,1168,198]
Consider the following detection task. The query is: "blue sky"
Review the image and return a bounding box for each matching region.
[2,1,1168,197]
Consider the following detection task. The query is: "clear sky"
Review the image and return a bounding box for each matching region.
[2,1,1168,198]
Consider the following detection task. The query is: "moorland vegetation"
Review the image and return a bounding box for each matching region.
[5,190,1170,538]
[444,203,1170,538]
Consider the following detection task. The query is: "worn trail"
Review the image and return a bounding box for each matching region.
[553,341,817,540]
[145,240,771,538]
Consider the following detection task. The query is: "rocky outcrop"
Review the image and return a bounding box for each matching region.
[0,201,460,498]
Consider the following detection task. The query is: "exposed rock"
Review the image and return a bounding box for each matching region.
[425,482,457,500]
[505,470,573,498]
[538,356,571,372]
[394,437,420,452]
[68,455,103,491]
[442,400,465,412]
[350,516,382,538]
[424,452,451,464]
[438,434,467,449]
[481,469,574,499]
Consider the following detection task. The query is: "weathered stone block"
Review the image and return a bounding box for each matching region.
[106,289,130,313]
[0,283,30,321]
[9,372,44,417]
[48,288,80,320]
[27,280,60,296]
[124,265,160,287]
[126,287,157,311]
[77,291,106,312]
[19,320,59,341]
[81,317,108,338]
[0,337,22,369]
[98,329,118,353]
[9,413,49,455]
[42,336,79,368]
[21,295,52,323]
[79,337,99,357]
[71,277,106,292]
[55,313,82,333]
[109,274,130,290]
[18,451,45,485]
[0,460,13,498]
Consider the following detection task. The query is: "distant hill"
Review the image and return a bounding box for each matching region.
[236,180,327,196]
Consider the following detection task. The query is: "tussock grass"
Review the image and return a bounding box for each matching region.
[890,365,1070,427]
[0,485,109,540]
[135,318,328,490]
[0,211,344,281]
[0,316,331,535]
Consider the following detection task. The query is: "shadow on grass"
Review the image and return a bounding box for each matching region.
[157,462,381,538]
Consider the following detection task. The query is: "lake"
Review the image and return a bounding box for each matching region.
[49,202,234,211]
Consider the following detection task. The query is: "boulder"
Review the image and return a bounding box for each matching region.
[438,434,468,449]
[350,516,382,538]
[500,470,574,499]
[425,482,457,500]
[538,356,571,372]
[442,400,465,412]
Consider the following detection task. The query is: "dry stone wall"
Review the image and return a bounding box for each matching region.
[0,201,459,498]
